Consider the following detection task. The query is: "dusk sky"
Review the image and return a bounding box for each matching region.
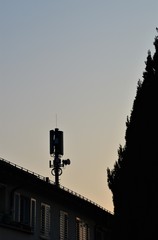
[1,0,158,213]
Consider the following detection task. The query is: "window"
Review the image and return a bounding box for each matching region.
[13,193,36,231]
[60,211,68,240]
[76,218,90,240]
[20,195,30,225]
[40,203,50,238]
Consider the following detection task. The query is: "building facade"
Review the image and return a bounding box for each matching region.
[0,158,113,240]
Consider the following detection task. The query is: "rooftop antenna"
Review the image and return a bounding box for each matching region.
[49,128,71,187]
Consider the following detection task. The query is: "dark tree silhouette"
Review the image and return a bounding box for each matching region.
[107,31,158,240]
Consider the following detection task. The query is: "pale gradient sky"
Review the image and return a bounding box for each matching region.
[0,0,158,213]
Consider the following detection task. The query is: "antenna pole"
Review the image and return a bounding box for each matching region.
[54,141,60,186]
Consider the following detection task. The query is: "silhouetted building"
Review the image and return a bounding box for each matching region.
[0,158,113,240]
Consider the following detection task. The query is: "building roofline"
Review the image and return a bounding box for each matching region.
[0,157,113,215]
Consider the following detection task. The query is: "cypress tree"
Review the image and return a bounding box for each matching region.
[107,31,158,240]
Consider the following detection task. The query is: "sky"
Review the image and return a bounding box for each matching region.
[0,0,158,213]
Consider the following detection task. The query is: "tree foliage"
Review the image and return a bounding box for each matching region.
[107,31,158,240]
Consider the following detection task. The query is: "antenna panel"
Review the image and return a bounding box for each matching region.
[49,128,64,156]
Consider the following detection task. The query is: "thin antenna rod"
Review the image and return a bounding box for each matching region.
[56,114,58,128]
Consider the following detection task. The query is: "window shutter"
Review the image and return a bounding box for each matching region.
[40,203,50,238]
[30,199,36,231]
[60,211,68,240]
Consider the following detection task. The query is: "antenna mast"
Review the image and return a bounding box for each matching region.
[49,128,71,186]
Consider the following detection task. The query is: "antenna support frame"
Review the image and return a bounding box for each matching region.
[49,128,71,186]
